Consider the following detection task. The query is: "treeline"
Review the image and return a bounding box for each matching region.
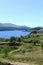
[0,36,23,42]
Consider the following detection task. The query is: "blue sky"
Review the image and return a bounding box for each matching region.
[0,0,43,27]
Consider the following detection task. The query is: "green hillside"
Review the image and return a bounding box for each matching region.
[0,31,43,65]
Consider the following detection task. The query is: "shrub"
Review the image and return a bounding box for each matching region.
[41,43,43,50]
[10,37,16,42]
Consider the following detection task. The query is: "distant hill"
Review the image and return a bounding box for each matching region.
[0,23,30,31]
[28,27,43,32]
[0,23,43,31]
[31,27,43,30]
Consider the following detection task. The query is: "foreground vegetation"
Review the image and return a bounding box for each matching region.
[0,31,43,65]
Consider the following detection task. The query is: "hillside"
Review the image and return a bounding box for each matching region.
[0,31,43,65]
[0,23,43,31]
[0,23,30,31]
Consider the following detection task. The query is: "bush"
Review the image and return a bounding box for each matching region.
[17,38,22,42]
[41,43,43,50]
[10,37,16,42]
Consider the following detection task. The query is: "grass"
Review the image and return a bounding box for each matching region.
[0,33,43,65]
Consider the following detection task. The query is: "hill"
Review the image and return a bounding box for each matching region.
[0,23,30,31]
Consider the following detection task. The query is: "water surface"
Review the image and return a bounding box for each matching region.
[0,30,30,38]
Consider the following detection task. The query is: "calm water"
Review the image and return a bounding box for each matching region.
[0,30,30,38]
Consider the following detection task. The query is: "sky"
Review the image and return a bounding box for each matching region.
[0,0,43,27]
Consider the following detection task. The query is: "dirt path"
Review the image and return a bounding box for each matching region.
[0,62,37,65]
[11,62,29,65]
[10,62,36,65]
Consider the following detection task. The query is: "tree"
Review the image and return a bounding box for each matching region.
[33,40,39,45]
[10,37,16,42]
[5,38,9,42]
[31,31,37,34]
[17,38,22,42]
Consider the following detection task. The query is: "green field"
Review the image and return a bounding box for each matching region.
[0,31,43,65]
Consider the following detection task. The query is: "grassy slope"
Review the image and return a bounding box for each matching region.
[0,32,43,65]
